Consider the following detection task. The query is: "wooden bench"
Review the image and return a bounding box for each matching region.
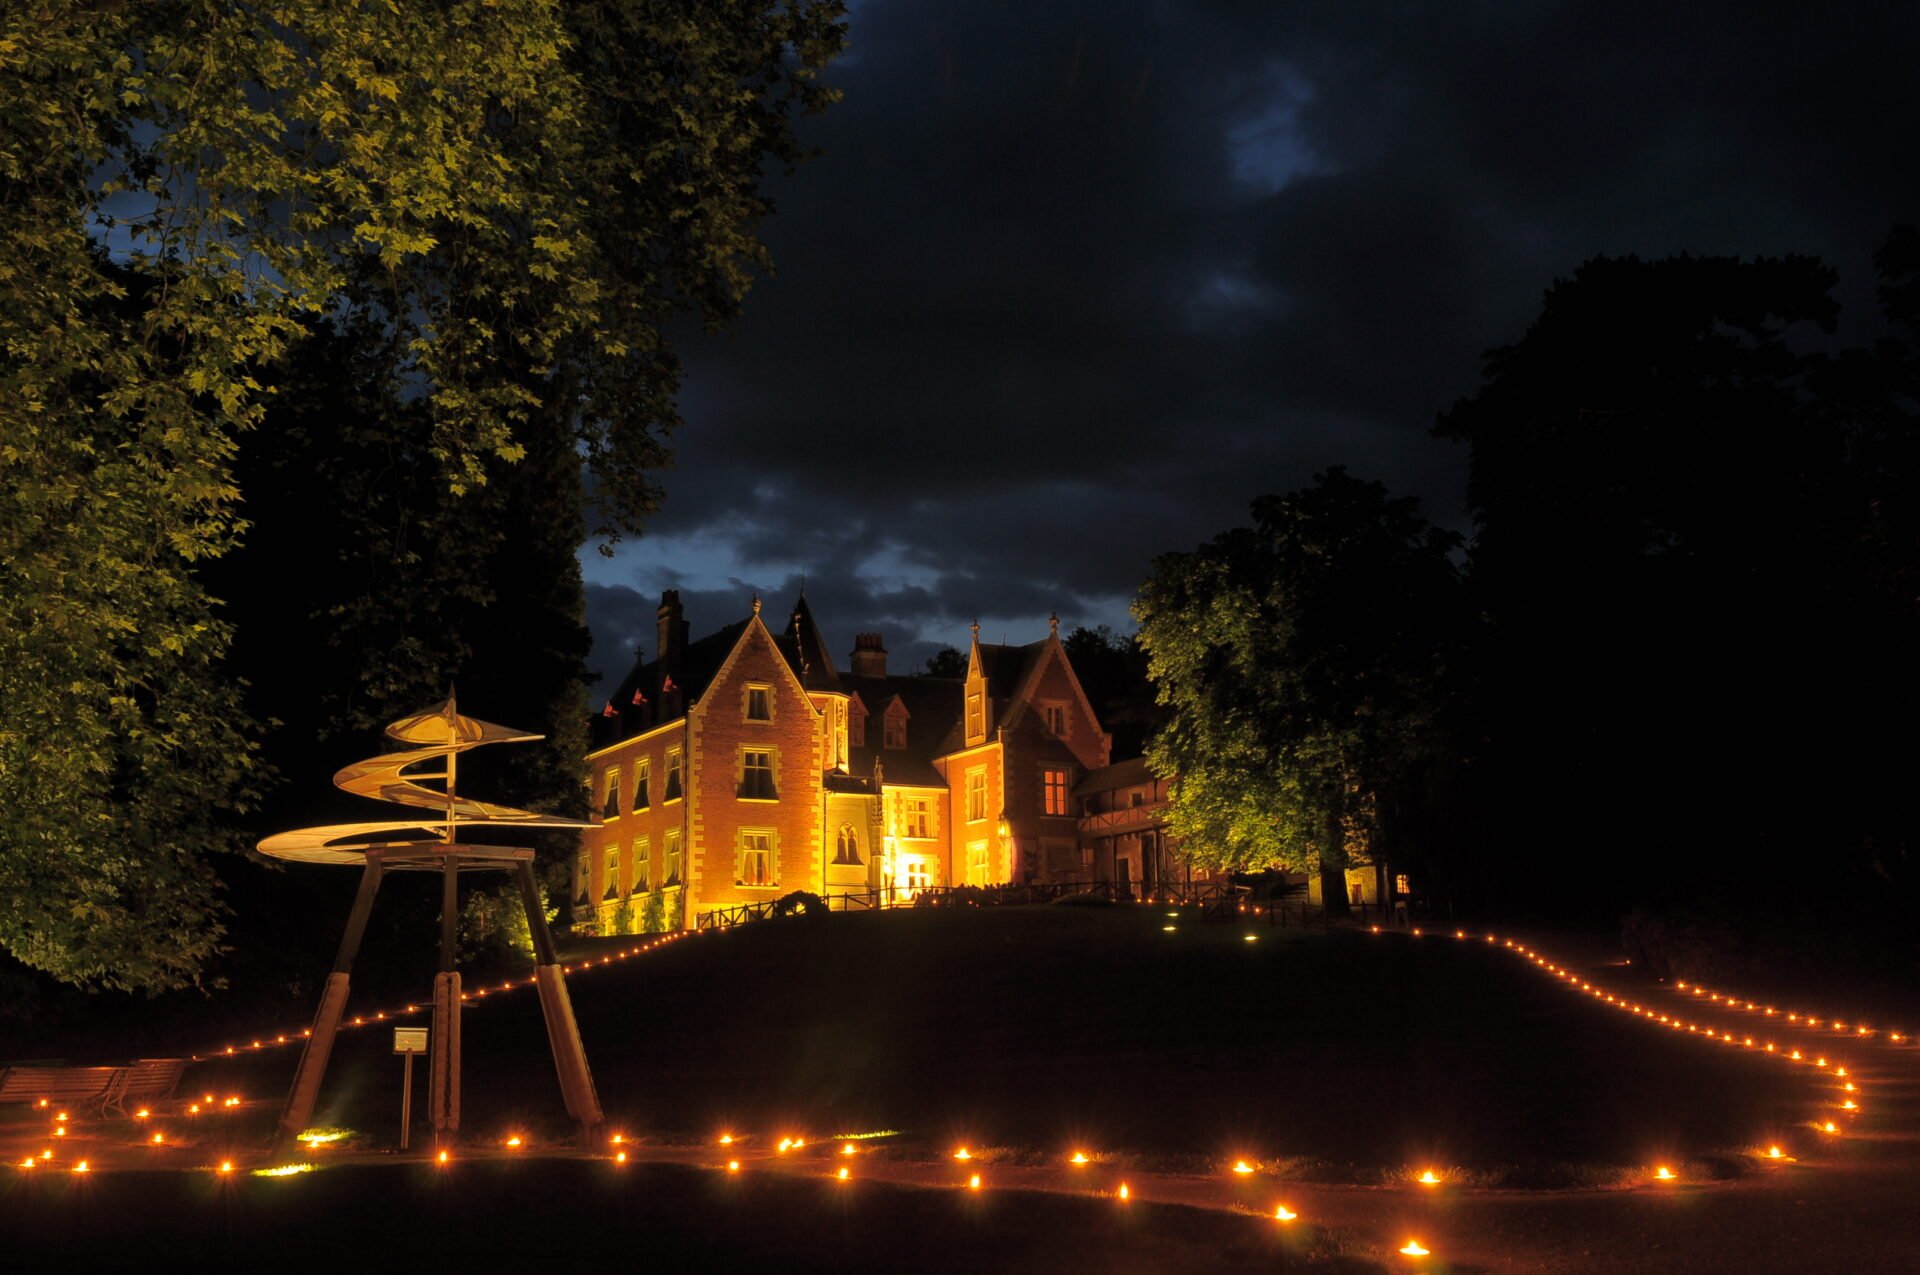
[106,1058,188,1115]
[0,1064,128,1113]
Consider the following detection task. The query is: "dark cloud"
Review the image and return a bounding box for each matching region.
[583,0,1920,700]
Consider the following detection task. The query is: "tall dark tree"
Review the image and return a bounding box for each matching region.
[1060,625,1164,760]
[1135,469,1462,915]
[1437,248,1920,925]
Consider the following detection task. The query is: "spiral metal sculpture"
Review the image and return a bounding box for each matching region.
[262,696,601,1153]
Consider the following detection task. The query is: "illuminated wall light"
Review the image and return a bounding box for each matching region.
[1274,1205,1298,1222]
[1399,1240,1432,1257]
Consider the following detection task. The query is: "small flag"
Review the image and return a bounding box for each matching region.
[631,688,647,705]
[662,675,677,693]
[601,701,617,718]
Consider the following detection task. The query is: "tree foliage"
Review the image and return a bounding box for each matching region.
[1134,470,1461,902]
[0,1,844,990]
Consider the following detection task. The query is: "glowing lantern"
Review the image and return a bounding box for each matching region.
[718,1134,735,1145]
[506,1136,523,1149]
[73,1161,89,1174]
[953,1147,972,1161]
[727,1160,741,1173]
[1841,1100,1858,1111]
[615,1151,628,1164]
[611,1134,625,1145]
[837,1166,850,1181]
[968,1173,982,1191]
[1766,1146,1784,1159]
[55,1111,68,1122]
[54,1127,66,1138]
[1231,1160,1255,1175]
[1836,1067,1848,1077]
[134,1109,150,1120]
[1117,1183,1131,1201]
[151,1133,164,1145]
[1822,1122,1839,1134]
[437,1150,450,1165]
[1069,1152,1090,1166]
[189,1104,201,1114]
[1654,1166,1675,1181]
[19,1158,34,1169]
[1399,1240,1431,1257]
[1417,1169,1441,1185]
[1274,1205,1298,1222]
[39,1149,52,1160]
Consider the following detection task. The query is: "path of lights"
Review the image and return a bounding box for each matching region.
[1668,977,1913,1046]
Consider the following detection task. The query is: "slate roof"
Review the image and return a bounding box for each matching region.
[845,672,962,787]
[778,593,841,693]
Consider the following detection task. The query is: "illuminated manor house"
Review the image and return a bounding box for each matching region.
[573,590,1139,934]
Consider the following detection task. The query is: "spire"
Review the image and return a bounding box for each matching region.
[751,594,762,616]
[1049,612,1059,638]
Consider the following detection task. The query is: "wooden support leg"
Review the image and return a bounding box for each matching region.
[517,862,602,1141]
[273,857,383,1155]
[429,856,462,1135]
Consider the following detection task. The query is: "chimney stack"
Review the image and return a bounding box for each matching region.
[850,631,887,678]
[657,590,687,677]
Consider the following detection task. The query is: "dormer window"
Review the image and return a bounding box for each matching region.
[746,684,772,722]
[966,692,985,741]
[883,703,908,749]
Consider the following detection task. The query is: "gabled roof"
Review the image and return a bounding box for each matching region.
[845,671,961,787]
[593,618,750,745]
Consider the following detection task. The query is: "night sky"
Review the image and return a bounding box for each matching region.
[581,1,1920,697]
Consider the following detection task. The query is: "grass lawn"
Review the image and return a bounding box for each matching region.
[0,1158,1378,1275]
[178,905,1813,1186]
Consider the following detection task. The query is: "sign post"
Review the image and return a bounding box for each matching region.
[393,1027,429,1150]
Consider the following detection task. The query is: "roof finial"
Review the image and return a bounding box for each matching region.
[971,619,981,641]
[751,594,762,616]
[1049,612,1059,638]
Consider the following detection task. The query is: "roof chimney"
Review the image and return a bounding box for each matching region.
[657,590,687,677]
[850,631,887,678]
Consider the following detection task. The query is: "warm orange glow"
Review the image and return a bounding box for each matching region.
[437,1150,450,1165]
[841,1143,857,1157]
[727,1159,741,1172]
[837,1166,850,1181]
[1274,1205,1298,1222]
[1117,1183,1130,1201]
[134,1108,150,1120]
[1822,1122,1839,1134]
[1841,1100,1858,1111]
[1767,1146,1784,1159]
[615,1151,627,1164]
[151,1133,164,1145]
[1231,1160,1256,1175]
[718,1134,735,1145]
[1417,1169,1441,1185]
[54,1126,66,1138]
[218,1161,234,1174]
[1069,1151,1090,1165]
[73,1161,89,1173]
[611,1134,625,1145]
[1399,1240,1431,1257]
[224,1096,241,1107]
[953,1147,972,1161]
[1836,1067,1848,1077]
[55,1111,68,1122]
[1654,1166,1675,1181]
[968,1173,982,1190]
[19,1158,34,1169]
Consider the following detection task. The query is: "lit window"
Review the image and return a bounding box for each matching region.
[602,769,621,820]
[904,858,932,892]
[1395,873,1411,895]
[574,850,590,904]
[633,838,650,893]
[966,768,988,823]
[966,840,989,885]
[665,749,683,802]
[738,830,775,886]
[884,710,907,749]
[1042,703,1066,735]
[746,685,772,722]
[966,692,985,740]
[903,797,931,839]
[833,824,863,865]
[603,845,621,900]
[634,761,650,811]
[1043,769,1068,816]
[664,830,682,886]
[741,748,776,800]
